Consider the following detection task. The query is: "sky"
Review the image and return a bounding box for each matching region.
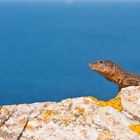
[0,0,140,2]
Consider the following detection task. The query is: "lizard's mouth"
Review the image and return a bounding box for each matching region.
[88,63,97,71]
[88,63,92,68]
[89,62,106,74]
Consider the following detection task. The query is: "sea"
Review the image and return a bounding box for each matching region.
[0,1,140,105]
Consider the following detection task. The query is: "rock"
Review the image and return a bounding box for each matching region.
[0,86,140,140]
[121,86,140,121]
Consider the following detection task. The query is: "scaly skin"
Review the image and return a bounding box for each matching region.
[89,60,140,91]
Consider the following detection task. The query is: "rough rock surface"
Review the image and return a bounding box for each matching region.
[0,86,140,140]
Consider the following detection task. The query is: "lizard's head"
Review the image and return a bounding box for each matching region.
[89,60,115,76]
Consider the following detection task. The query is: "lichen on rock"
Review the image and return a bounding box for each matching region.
[88,91,122,112]
[129,124,140,135]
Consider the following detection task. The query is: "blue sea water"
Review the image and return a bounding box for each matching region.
[0,2,140,105]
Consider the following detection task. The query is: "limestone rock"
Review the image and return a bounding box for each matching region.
[0,86,140,140]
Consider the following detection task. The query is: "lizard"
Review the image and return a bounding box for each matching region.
[89,60,140,91]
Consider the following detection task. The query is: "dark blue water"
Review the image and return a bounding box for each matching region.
[0,2,140,105]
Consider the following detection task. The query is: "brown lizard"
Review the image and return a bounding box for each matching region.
[89,60,140,91]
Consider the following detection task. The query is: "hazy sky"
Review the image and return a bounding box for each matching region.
[0,0,140,4]
[0,0,140,1]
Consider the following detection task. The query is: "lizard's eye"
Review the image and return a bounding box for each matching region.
[100,61,103,63]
